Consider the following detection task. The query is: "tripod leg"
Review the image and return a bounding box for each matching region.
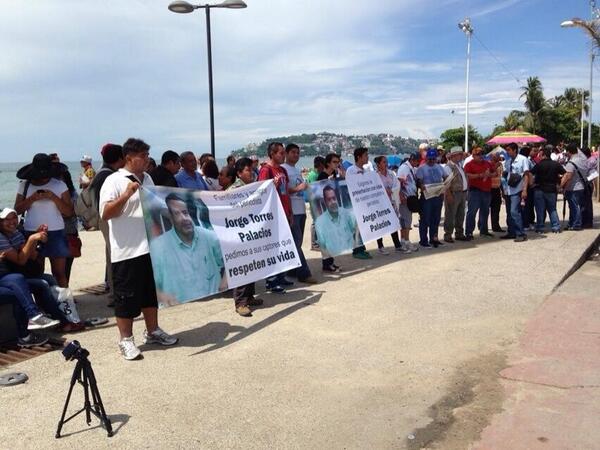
[81,361,93,425]
[86,362,114,437]
[55,362,82,438]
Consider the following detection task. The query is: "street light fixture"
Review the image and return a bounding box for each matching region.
[560,14,600,148]
[168,0,247,157]
[458,17,473,153]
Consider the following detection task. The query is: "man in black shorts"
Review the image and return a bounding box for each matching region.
[100,138,179,360]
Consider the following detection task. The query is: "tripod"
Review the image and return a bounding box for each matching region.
[55,354,113,438]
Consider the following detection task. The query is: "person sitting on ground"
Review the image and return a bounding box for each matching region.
[0,283,49,348]
[14,153,74,287]
[202,159,221,191]
[0,208,83,332]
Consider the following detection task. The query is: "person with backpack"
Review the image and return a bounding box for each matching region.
[87,144,125,299]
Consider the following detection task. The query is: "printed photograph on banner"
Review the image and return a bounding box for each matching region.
[140,187,225,307]
[307,179,362,258]
[140,182,301,308]
[345,170,401,243]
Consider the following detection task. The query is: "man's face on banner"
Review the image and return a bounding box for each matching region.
[167,199,194,239]
[323,188,338,214]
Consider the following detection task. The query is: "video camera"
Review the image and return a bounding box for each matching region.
[61,340,89,361]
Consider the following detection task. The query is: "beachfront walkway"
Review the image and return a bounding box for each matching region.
[1,212,599,449]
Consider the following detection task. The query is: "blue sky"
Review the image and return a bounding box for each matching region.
[0,0,596,162]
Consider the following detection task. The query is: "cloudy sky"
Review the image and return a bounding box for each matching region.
[0,0,595,162]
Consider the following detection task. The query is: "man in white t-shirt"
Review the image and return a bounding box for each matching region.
[345,147,372,259]
[100,138,178,360]
[282,143,317,284]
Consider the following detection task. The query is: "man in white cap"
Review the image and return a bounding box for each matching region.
[79,155,96,189]
[443,146,468,242]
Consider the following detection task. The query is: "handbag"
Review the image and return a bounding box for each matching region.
[568,161,593,195]
[406,195,420,213]
[506,157,522,187]
[67,234,82,258]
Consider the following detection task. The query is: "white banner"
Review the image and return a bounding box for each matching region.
[201,181,301,290]
[345,171,400,243]
[140,181,300,307]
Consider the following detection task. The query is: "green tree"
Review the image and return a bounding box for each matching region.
[520,76,546,134]
[439,126,483,150]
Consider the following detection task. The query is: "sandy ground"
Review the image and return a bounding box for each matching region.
[0,210,598,449]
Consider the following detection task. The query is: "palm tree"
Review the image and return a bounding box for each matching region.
[520,76,546,133]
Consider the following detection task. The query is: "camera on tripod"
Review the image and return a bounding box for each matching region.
[61,340,89,361]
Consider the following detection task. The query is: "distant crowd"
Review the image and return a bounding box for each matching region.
[0,138,596,359]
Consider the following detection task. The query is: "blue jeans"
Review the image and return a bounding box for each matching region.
[465,190,491,236]
[289,214,311,280]
[565,190,585,230]
[0,286,29,338]
[26,276,67,324]
[534,190,560,232]
[419,195,443,245]
[506,193,525,237]
[0,273,41,318]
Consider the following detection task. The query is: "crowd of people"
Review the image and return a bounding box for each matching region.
[0,137,596,359]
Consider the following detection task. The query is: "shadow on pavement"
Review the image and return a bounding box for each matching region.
[143,290,322,356]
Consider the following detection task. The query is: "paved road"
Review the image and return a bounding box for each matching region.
[0,223,598,449]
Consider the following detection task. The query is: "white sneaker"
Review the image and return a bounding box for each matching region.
[398,243,412,254]
[377,247,390,255]
[408,242,419,252]
[143,327,179,346]
[119,336,141,360]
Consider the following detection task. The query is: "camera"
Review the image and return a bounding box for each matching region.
[62,340,89,361]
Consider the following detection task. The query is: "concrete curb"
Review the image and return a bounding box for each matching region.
[553,231,600,292]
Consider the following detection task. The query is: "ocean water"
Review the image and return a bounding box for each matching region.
[0,156,322,208]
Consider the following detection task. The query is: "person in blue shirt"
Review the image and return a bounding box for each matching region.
[501,143,531,242]
[415,148,447,248]
[174,151,209,191]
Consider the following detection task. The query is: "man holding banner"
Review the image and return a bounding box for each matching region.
[345,148,372,260]
[100,138,179,361]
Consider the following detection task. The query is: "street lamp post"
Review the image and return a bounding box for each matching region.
[168,0,247,158]
[458,18,473,153]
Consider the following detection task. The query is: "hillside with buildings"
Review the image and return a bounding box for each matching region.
[231,132,424,158]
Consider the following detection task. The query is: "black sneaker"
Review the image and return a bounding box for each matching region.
[514,235,528,242]
[17,333,49,348]
[268,285,286,294]
[500,234,516,240]
[279,278,294,286]
[322,265,339,273]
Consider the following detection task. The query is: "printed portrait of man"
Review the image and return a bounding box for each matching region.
[149,192,225,305]
[314,184,358,257]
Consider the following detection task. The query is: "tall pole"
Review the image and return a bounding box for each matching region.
[581,89,585,149]
[465,29,472,152]
[205,6,216,157]
[589,50,594,148]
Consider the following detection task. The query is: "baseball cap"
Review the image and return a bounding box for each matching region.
[426,149,438,160]
[0,208,17,219]
[80,155,92,163]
